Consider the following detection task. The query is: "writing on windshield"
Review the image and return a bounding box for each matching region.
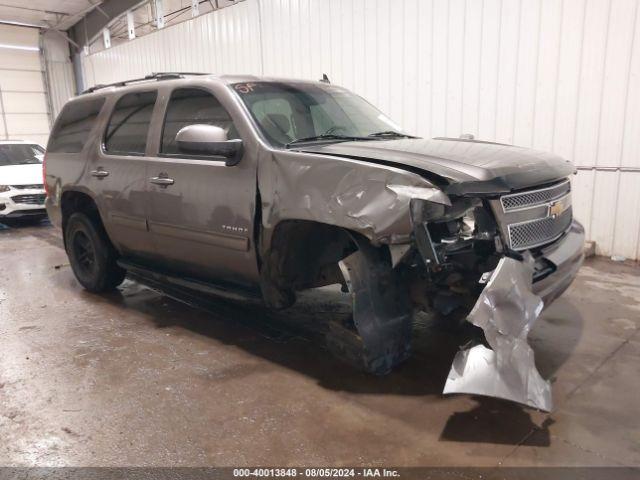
[232,82,406,147]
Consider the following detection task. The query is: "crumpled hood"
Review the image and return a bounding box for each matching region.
[0,163,43,186]
[298,137,576,195]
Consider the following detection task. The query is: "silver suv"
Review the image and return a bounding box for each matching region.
[44,72,584,379]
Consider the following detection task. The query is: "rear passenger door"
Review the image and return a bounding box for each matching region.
[88,90,157,260]
[145,87,259,289]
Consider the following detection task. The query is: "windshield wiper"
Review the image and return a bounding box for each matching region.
[368,130,417,138]
[285,134,372,148]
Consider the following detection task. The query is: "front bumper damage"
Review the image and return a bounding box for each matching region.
[259,144,584,409]
[443,254,551,411]
[331,218,584,411]
[443,221,585,411]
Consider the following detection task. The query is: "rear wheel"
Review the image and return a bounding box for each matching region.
[65,212,125,292]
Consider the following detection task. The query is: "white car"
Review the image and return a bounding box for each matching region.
[0,140,47,221]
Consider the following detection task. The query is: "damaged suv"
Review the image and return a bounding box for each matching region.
[45,73,584,409]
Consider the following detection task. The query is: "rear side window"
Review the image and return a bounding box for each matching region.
[47,98,105,153]
[161,88,238,155]
[104,91,157,155]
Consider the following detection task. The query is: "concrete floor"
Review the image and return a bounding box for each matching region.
[0,221,639,467]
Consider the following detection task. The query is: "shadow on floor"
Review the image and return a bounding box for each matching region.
[0,216,50,229]
[84,273,584,446]
[95,279,469,398]
[1,217,54,238]
[0,218,63,249]
[440,396,555,446]
[8,221,583,446]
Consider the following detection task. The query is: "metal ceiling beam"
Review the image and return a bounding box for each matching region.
[45,26,80,49]
[67,0,146,51]
[0,4,70,16]
[0,19,46,28]
[49,1,106,30]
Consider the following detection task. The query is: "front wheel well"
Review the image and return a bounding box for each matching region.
[260,220,359,309]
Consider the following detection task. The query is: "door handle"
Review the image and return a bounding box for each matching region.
[150,175,175,187]
[91,168,109,178]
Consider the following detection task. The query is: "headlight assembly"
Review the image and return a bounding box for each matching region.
[0,185,11,193]
[412,197,491,266]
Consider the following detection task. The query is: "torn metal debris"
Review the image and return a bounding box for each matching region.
[443,255,553,411]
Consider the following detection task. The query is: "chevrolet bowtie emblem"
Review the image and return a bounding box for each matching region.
[549,196,570,217]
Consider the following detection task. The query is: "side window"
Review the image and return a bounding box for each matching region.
[161,88,238,155]
[47,98,105,153]
[104,91,157,155]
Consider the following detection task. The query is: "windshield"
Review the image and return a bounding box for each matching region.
[231,82,406,147]
[0,144,45,166]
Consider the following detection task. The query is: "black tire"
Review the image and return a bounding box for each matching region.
[65,212,126,292]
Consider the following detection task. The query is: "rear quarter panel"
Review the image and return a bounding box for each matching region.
[44,93,112,229]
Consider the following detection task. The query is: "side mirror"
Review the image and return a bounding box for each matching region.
[176,124,243,166]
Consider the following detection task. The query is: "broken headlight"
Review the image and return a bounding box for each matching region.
[411,197,496,266]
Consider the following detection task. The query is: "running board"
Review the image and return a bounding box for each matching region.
[117,259,262,303]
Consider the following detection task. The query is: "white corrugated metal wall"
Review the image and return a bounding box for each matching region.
[80,0,640,260]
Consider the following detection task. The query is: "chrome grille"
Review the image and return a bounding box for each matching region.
[508,206,573,250]
[501,180,571,212]
[12,184,43,190]
[490,179,574,251]
[11,194,46,205]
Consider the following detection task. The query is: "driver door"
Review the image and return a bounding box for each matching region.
[145,87,259,289]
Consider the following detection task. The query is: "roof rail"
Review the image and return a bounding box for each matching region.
[81,72,209,95]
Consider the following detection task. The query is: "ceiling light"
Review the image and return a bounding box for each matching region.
[0,43,40,51]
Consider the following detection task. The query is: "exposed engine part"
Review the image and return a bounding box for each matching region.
[412,197,497,267]
[408,197,502,318]
[443,254,553,411]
